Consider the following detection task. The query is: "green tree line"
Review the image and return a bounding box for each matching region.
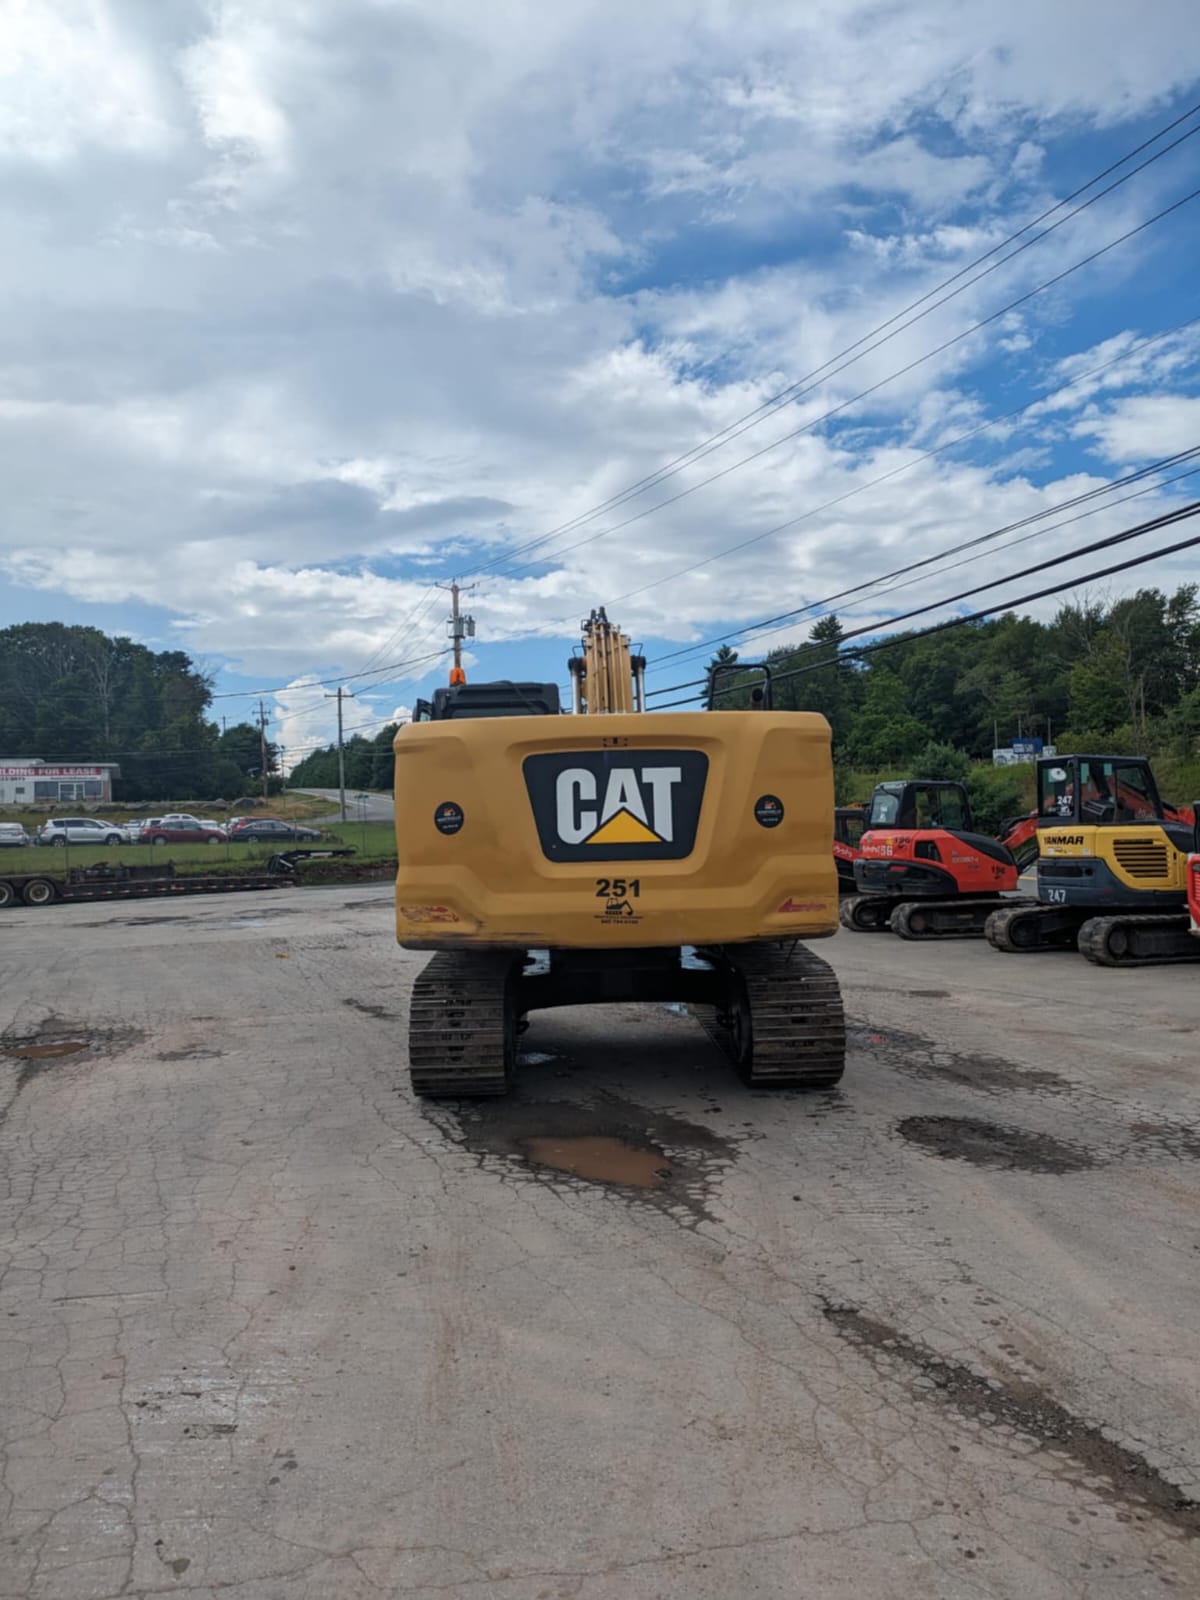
[711,585,1200,825]
[0,623,279,801]
[288,724,398,791]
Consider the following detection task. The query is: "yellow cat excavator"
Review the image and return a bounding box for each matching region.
[393,609,844,1096]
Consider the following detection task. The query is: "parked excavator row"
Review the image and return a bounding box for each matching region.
[837,751,1198,967]
[395,620,846,1097]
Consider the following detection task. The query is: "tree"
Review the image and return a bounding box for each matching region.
[843,668,928,768]
[218,721,278,780]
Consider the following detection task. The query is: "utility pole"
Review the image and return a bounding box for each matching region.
[440,580,475,685]
[257,699,271,803]
[324,685,352,821]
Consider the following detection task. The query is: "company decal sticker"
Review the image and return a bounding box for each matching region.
[593,876,643,924]
[777,898,827,913]
[434,801,465,836]
[754,794,784,828]
[524,750,707,862]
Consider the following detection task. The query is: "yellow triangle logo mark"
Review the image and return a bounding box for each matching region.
[583,808,662,846]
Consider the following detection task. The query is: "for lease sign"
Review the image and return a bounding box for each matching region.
[0,765,106,778]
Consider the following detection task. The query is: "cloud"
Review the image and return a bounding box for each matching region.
[0,0,1198,693]
[1071,393,1200,464]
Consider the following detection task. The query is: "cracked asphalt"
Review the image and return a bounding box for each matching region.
[1,886,1198,1598]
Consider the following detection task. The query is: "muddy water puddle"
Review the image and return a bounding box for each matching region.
[519,1134,671,1188]
[441,1093,734,1223]
[2,1039,87,1060]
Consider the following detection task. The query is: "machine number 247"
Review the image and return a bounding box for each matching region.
[595,878,641,899]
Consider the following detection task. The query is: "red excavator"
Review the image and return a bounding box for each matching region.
[833,804,868,894]
[839,779,1038,939]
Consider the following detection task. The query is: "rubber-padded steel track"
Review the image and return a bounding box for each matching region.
[408,952,519,1097]
[1077,913,1200,968]
[985,903,1084,953]
[701,942,845,1089]
[890,896,1015,940]
[839,895,892,932]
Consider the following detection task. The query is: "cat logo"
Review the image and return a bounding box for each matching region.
[524,750,708,862]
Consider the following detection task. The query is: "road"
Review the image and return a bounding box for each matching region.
[1,889,1198,1599]
[290,788,394,823]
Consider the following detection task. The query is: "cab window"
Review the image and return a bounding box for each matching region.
[869,789,900,827]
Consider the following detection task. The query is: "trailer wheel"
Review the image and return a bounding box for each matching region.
[0,881,15,909]
[22,878,57,907]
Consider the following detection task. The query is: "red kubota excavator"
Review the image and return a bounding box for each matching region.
[833,804,868,894]
[839,778,1039,939]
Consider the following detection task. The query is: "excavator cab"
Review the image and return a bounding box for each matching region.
[867,780,972,832]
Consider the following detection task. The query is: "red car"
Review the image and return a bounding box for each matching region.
[141,821,228,845]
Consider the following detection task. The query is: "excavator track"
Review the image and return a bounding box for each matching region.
[408,952,520,1098]
[700,941,845,1090]
[985,903,1086,953]
[1077,913,1200,968]
[890,896,1019,939]
[839,895,893,932]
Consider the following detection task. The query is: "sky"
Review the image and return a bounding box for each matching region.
[2,0,1199,767]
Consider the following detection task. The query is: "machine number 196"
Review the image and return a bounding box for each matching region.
[595,878,640,898]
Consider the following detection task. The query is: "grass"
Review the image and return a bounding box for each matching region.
[0,816,399,882]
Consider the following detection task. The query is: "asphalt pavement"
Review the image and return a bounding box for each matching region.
[1,888,1198,1598]
[289,788,394,823]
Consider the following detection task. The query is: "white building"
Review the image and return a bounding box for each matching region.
[0,760,122,805]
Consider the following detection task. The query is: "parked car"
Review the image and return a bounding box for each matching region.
[140,821,229,845]
[36,818,125,847]
[0,822,32,848]
[121,819,162,844]
[229,818,322,842]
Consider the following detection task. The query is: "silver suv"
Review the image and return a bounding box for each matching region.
[0,822,32,848]
[36,817,125,847]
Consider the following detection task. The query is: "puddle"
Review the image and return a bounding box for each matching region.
[439,1093,734,1224]
[3,1040,87,1060]
[519,1134,671,1188]
[897,1114,1095,1173]
[519,1051,559,1066]
[0,1021,143,1123]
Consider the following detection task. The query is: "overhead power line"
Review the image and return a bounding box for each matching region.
[650,501,1200,710]
[643,440,1200,688]
[467,107,1200,586]
[525,182,1200,617]
[208,645,452,701]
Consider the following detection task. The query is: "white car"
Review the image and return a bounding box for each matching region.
[36,817,125,847]
[0,822,32,848]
